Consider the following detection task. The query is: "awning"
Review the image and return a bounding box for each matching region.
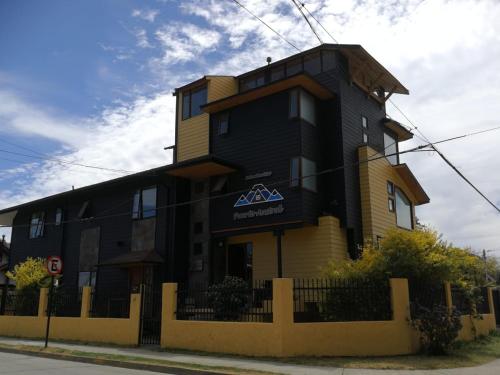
[383,118,413,142]
[393,164,430,205]
[166,155,238,179]
[201,74,334,114]
[97,250,164,268]
[0,210,17,227]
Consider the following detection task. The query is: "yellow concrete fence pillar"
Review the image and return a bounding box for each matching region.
[272,278,294,356]
[389,278,410,322]
[487,287,495,318]
[444,282,453,311]
[80,287,92,318]
[161,283,177,347]
[38,288,48,318]
[129,292,142,346]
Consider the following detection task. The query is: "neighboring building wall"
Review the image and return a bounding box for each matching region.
[227,216,348,280]
[177,76,237,162]
[358,145,418,243]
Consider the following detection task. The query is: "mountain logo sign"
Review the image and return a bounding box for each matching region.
[234,184,284,208]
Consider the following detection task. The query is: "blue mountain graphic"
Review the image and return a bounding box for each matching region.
[268,189,284,202]
[234,184,284,207]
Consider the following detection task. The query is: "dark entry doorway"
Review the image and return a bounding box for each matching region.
[227,243,252,281]
[493,289,500,326]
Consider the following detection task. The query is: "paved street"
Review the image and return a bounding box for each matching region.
[0,351,175,375]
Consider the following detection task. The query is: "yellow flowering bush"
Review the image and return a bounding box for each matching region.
[6,257,50,290]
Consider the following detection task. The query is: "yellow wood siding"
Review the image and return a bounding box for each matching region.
[176,77,237,162]
[227,216,348,280]
[358,146,418,243]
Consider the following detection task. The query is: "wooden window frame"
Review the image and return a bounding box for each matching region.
[182,84,207,120]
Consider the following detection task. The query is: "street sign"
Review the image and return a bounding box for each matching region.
[47,256,63,275]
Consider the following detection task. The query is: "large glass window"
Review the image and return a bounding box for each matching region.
[384,132,398,165]
[290,157,317,192]
[55,208,63,226]
[286,58,302,76]
[289,89,316,125]
[240,72,265,92]
[270,65,285,82]
[132,187,157,219]
[395,189,412,229]
[182,85,207,120]
[29,212,45,239]
[304,52,321,75]
[216,112,229,135]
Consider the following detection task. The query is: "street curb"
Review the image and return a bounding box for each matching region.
[0,346,230,375]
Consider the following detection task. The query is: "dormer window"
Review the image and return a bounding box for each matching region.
[182,85,207,120]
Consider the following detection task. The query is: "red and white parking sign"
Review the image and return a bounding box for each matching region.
[47,256,63,275]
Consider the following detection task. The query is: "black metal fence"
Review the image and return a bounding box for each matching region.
[293,279,392,322]
[176,280,273,322]
[140,286,162,345]
[50,287,82,317]
[451,286,473,315]
[0,289,39,316]
[89,288,131,318]
[409,280,447,319]
[476,287,490,314]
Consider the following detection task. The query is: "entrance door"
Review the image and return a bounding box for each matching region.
[227,243,252,281]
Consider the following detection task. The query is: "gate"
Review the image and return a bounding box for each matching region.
[493,289,500,326]
[139,285,162,345]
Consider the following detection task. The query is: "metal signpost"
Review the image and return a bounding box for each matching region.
[44,256,63,348]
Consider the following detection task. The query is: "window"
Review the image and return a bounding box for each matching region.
[322,50,336,71]
[286,58,302,76]
[194,222,203,234]
[384,132,398,165]
[270,65,285,82]
[289,89,316,125]
[387,181,395,195]
[55,208,63,226]
[29,212,45,239]
[240,72,265,92]
[387,181,395,212]
[193,242,203,255]
[304,52,321,75]
[362,116,368,128]
[388,198,395,212]
[78,271,96,288]
[182,85,207,120]
[362,132,368,143]
[290,157,317,192]
[77,201,90,219]
[211,175,228,194]
[216,112,229,135]
[132,187,157,219]
[395,189,413,229]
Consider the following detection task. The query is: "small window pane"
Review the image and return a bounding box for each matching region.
[286,58,302,76]
[255,73,265,87]
[190,86,207,117]
[396,189,412,229]
[142,188,157,218]
[182,92,190,120]
[362,116,368,128]
[384,132,398,165]
[388,198,395,212]
[290,157,300,187]
[300,90,316,125]
[55,208,63,226]
[304,52,321,75]
[289,90,298,118]
[78,271,96,288]
[322,50,336,71]
[363,132,368,143]
[387,181,395,195]
[217,112,229,135]
[270,65,285,82]
[132,191,140,219]
[240,77,254,92]
[29,212,44,239]
[302,157,317,192]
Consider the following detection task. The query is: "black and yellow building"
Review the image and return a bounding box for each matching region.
[0,44,429,290]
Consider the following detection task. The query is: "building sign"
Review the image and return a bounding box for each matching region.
[234,184,284,207]
[233,184,284,220]
[245,171,272,181]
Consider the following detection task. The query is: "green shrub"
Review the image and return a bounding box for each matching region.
[207,276,249,321]
[411,303,462,355]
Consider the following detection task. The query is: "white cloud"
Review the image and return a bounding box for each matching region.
[134,28,153,48]
[132,8,159,22]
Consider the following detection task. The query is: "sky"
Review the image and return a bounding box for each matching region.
[0,0,499,255]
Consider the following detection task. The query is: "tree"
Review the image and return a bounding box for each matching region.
[6,257,51,290]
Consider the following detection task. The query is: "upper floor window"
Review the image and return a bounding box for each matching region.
[29,212,45,239]
[55,208,63,226]
[395,189,412,230]
[132,187,157,219]
[240,72,265,92]
[384,132,398,165]
[270,65,285,82]
[361,116,368,143]
[290,157,317,192]
[182,85,207,120]
[289,89,316,125]
[216,112,229,135]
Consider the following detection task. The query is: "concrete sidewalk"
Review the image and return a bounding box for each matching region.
[0,337,499,375]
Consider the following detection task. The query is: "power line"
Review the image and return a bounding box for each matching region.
[299,2,339,44]
[290,0,323,44]
[229,0,301,52]
[2,129,498,230]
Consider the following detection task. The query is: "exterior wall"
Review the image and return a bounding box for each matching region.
[227,216,348,280]
[0,287,141,346]
[358,145,418,243]
[177,76,237,162]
